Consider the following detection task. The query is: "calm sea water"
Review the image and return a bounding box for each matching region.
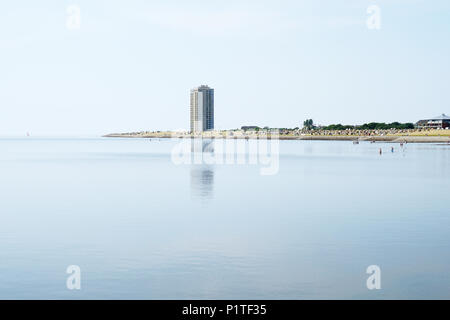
[0,137,449,299]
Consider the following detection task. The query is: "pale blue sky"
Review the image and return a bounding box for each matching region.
[1,0,449,135]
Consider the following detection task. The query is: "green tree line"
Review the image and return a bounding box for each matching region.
[320,122,415,130]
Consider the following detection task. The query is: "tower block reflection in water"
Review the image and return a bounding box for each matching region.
[190,139,215,199]
[190,166,214,200]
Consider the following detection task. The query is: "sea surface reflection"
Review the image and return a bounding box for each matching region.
[0,137,449,299]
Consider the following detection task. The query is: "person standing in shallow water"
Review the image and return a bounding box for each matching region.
[391,147,394,153]
[379,148,382,155]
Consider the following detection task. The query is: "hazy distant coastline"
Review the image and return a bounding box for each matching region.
[104,130,450,143]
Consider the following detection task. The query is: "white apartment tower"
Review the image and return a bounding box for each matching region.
[190,85,214,132]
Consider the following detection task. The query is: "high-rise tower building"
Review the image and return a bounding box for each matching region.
[190,85,214,132]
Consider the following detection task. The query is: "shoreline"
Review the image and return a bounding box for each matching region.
[103,133,450,144]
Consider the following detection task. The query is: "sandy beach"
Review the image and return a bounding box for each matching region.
[104,131,450,143]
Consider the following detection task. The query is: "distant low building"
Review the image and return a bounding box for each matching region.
[416,114,450,129]
[241,126,260,131]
